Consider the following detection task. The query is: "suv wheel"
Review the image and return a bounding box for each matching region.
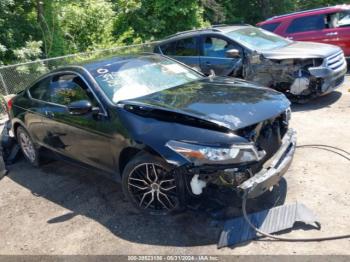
[17,126,40,167]
[122,152,181,215]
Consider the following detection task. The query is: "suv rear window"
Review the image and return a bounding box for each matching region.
[287,15,325,33]
[261,22,280,32]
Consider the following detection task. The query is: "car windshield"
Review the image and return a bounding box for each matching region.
[90,55,203,103]
[226,27,291,51]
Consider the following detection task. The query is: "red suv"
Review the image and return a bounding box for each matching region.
[257,5,350,57]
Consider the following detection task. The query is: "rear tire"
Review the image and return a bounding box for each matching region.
[122,152,182,215]
[16,126,41,167]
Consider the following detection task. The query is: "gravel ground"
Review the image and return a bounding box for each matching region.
[0,78,349,255]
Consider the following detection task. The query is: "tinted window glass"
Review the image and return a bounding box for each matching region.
[49,74,92,105]
[161,38,198,56]
[29,77,51,101]
[160,42,176,55]
[261,22,280,32]
[203,36,239,57]
[287,15,325,33]
[174,37,197,56]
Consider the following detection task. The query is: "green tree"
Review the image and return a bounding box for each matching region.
[113,0,208,44]
[1,0,349,66]
[202,0,297,24]
[0,0,41,64]
[296,0,344,10]
[57,0,115,53]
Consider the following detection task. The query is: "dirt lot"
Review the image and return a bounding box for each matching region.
[0,78,349,255]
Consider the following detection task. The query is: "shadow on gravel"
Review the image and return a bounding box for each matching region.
[7,158,287,247]
[291,91,342,112]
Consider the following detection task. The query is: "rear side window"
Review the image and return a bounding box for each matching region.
[261,22,280,32]
[174,37,197,56]
[160,37,197,56]
[160,42,176,56]
[287,15,325,33]
[29,77,51,101]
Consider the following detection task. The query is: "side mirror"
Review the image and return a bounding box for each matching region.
[226,48,240,58]
[67,100,92,115]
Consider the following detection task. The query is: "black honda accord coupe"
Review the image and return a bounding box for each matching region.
[9,54,296,214]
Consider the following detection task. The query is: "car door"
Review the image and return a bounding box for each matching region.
[284,14,328,42]
[40,72,114,172]
[26,77,53,143]
[199,34,243,76]
[322,11,350,56]
[159,37,200,69]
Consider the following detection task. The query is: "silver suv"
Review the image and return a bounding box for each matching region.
[154,25,347,102]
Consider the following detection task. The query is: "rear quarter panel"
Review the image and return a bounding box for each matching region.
[11,91,45,143]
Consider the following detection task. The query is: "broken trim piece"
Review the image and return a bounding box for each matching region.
[218,202,320,248]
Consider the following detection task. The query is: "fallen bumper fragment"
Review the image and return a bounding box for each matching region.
[0,120,20,168]
[218,202,320,248]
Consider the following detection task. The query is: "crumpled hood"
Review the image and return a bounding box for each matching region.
[262,41,342,60]
[122,77,290,131]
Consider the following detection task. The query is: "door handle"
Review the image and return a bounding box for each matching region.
[45,110,54,118]
[326,32,338,36]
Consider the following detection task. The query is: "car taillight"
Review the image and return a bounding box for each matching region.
[7,98,13,112]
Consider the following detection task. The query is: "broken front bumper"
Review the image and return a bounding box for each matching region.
[308,58,347,95]
[237,129,297,199]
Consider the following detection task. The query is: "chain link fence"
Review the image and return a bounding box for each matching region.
[0,42,156,112]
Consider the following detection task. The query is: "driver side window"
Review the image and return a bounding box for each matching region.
[203,36,239,58]
[29,73,95,106]
[326,12,350,28]
[49,74,95,106]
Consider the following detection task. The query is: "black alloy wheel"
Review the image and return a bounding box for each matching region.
[122,153,180,215]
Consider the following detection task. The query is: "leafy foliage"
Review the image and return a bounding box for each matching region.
[113,0,208,43]
[0,0,40,64]
[57,0,115,53]
[0,0,348,65]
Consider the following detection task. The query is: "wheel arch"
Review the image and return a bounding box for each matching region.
[12,119,26,139]
[118,146,163,177]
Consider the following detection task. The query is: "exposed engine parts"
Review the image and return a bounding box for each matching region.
[290,69,311,95]
[190,174,207,195]
[238,51,346,102]
[184,110,292,197]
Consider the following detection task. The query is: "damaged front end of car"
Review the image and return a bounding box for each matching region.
[117,77,295,206]
[243,50,347,102]
[164,109,296,200]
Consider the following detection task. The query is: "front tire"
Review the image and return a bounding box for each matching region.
[16,126,41,167]
[122,152,181,215]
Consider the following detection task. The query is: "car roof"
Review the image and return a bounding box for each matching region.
[81,55,140,72]
[260,5,350,24]
[159,25,252,42]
